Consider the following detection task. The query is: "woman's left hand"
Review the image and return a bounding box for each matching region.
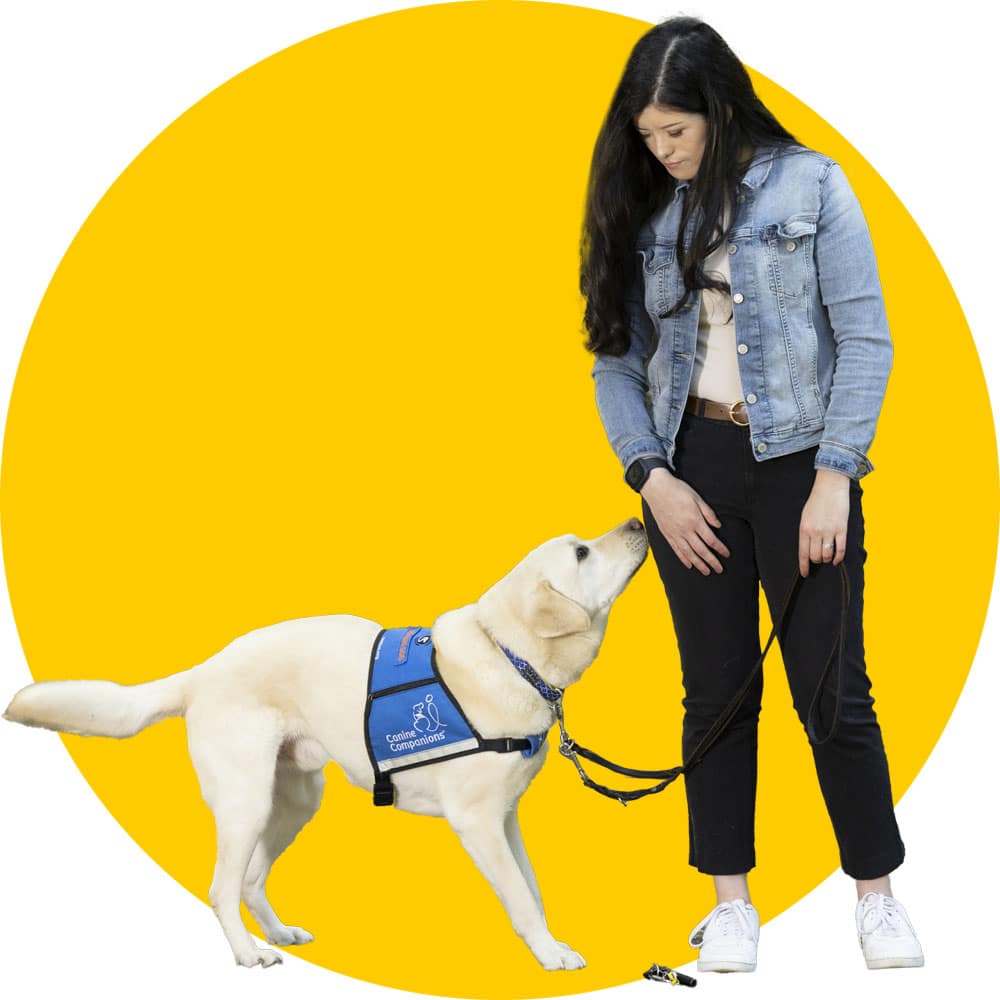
[798,469,851,576]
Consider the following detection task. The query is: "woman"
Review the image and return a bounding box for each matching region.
[582,16,922,973]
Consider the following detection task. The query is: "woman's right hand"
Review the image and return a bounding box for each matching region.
[641,467,730,575]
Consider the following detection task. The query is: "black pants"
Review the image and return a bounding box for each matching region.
[643,411,905,880]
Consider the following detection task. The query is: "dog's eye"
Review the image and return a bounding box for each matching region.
[575,545,589,562]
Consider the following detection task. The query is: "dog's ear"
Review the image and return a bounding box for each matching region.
[528,580,592,638]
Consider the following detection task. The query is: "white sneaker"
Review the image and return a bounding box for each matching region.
[688,899,759,972]
[855,892,924,969]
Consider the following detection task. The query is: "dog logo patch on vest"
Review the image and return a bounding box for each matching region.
[413,693,445,733]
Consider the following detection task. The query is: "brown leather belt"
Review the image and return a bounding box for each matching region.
[685,395,750,426]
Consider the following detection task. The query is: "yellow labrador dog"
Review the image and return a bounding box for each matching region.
[5,518,646,971]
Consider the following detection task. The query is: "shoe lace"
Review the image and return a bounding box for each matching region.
[857,892,904,936]
[689,900,755,947]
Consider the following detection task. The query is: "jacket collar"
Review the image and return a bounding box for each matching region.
[739,145,780,189]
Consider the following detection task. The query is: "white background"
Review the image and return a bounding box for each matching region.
[0,2,994,998]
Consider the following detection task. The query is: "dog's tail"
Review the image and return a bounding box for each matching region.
[4,672,189,738]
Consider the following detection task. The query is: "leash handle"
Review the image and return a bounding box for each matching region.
[804,561,849,745]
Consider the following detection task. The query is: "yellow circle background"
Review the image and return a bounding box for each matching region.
[1,3,995,998]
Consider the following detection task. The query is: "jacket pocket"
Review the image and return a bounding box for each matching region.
[776,216,818,239]
[765,215,817,298]
[640,243,675,273]
[638,243,680,318]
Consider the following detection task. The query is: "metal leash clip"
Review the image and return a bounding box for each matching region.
[642,964,697,988]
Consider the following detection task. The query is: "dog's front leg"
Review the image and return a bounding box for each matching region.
[504,808,544,915]
[447,811,585,971]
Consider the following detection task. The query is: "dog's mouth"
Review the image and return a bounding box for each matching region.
[627,531,650,574]
[623,546,648,585]
[598,546,649,609]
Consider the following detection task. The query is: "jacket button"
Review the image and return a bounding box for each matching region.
[786,241,797,252]
[728,244,738,255]
[746,393,757,404]
[733,292,744,304]
[737,343,749,355]
[757,442,767,453]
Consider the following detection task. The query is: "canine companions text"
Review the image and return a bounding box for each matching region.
[5,519,647,970]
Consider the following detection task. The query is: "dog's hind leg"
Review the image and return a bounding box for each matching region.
[241,760,325,946]
[187,706,285,968]
[445,805,585,971]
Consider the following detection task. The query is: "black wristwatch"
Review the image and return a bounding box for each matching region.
[625,456,669,493]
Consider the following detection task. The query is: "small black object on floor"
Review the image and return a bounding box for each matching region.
[643,964,697,987]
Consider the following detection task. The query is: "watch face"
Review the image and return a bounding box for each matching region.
[626,462,644,489]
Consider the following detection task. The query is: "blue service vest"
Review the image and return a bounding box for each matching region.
[364,627,547,805]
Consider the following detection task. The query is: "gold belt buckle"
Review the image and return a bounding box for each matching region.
[728,400,750,426]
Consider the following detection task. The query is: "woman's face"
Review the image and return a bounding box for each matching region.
[634,104,708,180]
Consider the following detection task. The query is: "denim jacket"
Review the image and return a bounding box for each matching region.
[592,145,892,480]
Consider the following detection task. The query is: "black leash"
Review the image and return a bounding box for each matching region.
[556,563,850,805]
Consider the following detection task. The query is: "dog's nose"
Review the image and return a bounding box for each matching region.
[625,517,644,533]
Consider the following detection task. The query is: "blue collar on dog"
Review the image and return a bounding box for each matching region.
[497,644,563,703]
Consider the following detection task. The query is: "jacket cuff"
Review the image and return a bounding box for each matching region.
[814,440,873,479]
[618,436,670,473]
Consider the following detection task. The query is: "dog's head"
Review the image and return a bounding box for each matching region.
[477,518,648,689]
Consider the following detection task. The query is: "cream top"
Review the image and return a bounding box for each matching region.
[689,236,744,405]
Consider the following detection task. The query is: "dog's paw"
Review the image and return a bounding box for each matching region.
[267,925,314,946]
[536,940,587,971]
[552,942,586,971]
[236,946,284,968]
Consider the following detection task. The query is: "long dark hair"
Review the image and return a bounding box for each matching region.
[581,16,798,355]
